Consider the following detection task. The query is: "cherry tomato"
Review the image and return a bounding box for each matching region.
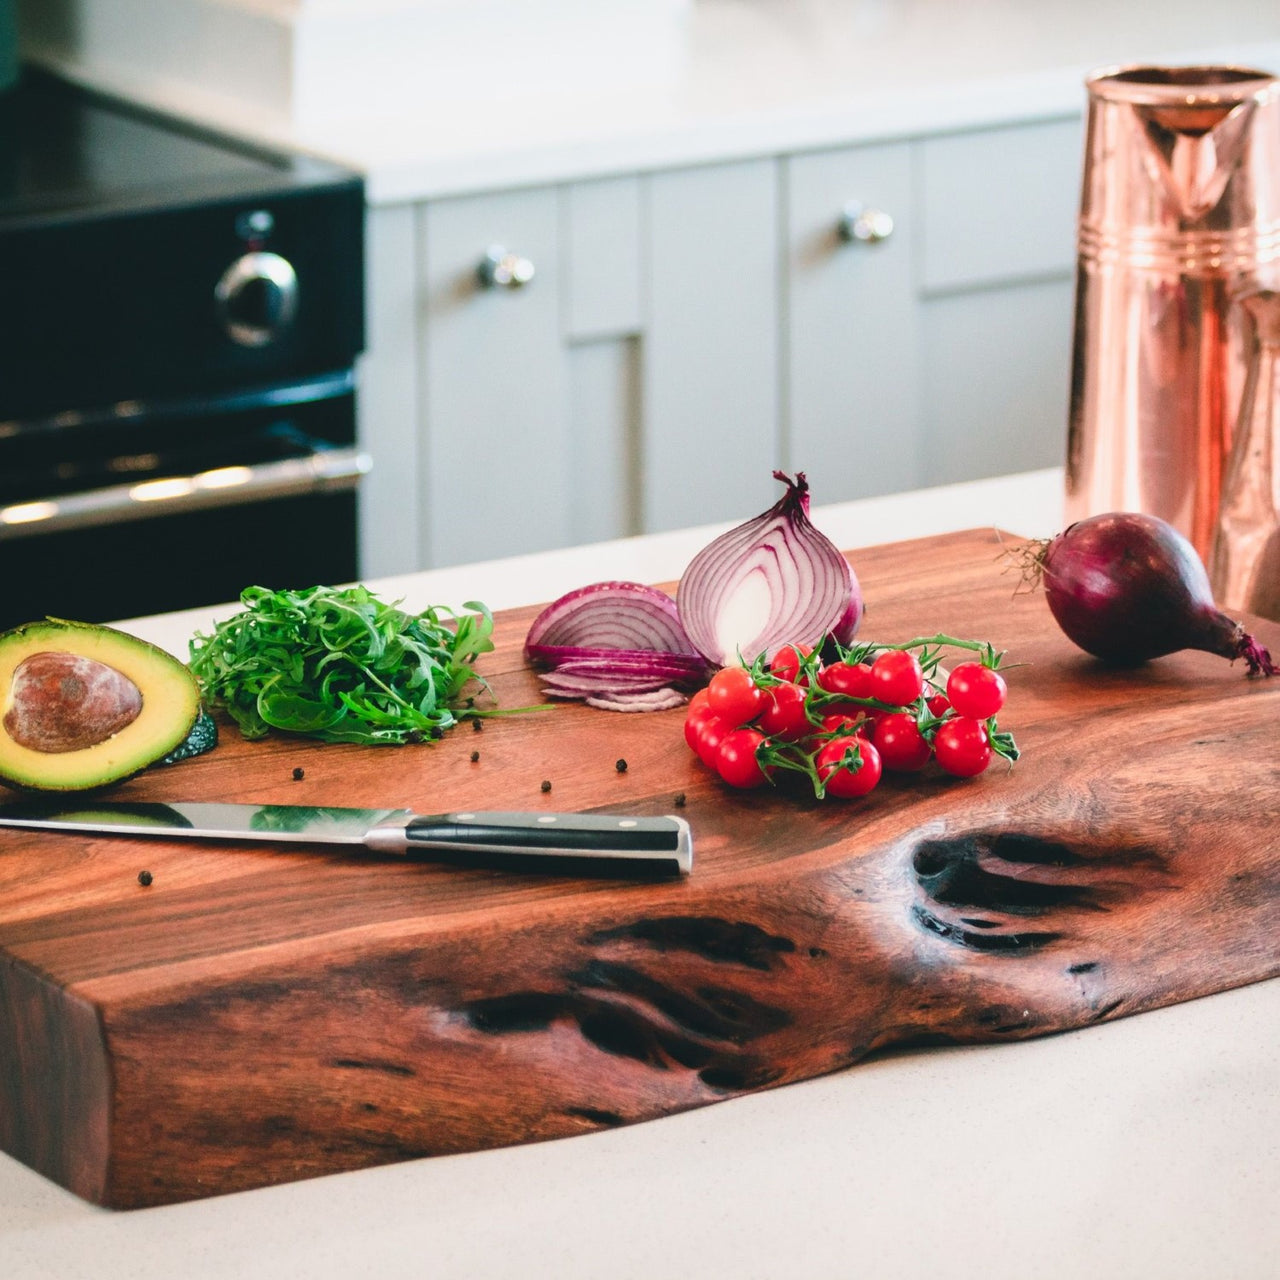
[716,728,770,789]
[869,649,924,707]
[815,738,882,798]
[926,692,950,718]
[693,714,733,768]
[757,681,812,740]
[872,711,932,772]
[683,688,714,750]
[933,717,993,777]
[706,665,766,727]
[946,662,1007,720]
[770,643,814,685]
[817,660,874,708]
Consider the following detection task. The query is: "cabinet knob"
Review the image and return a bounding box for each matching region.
[477,245,536,289]
[838,202,894,245]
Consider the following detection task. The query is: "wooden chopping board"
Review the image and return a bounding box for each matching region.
[1,528,1277,1209]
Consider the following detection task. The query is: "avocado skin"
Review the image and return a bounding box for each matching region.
[157,708,219,766]
[0,620,203,792]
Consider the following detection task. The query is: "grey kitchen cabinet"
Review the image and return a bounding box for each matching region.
[784,115,1081,510]
[357,115,1084,578]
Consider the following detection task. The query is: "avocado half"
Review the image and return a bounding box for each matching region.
[0,620,201,791]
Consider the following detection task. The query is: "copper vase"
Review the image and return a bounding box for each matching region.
[1065,64,1280,563]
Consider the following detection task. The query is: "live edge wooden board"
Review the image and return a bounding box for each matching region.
[1,529,1278,1209]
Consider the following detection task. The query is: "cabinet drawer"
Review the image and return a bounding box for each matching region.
[917,117,1083,294]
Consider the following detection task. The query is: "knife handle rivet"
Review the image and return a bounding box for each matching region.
[455,813,475,820]
[537,815,557,824]
[618,819,637,828]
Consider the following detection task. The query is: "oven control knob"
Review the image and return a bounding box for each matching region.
[215,251,299,347]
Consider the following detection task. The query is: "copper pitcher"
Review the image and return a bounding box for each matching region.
[1208,290,1280,620]
[1065,64,1280,563]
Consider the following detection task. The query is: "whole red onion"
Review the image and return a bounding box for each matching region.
[1038,511,1276,675]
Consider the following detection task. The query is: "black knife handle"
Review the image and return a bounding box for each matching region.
[398,811,692,876]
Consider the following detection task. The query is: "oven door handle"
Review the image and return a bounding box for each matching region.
[0,447,372,539]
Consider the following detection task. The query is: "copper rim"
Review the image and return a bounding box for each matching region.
[1086,63,1279,105]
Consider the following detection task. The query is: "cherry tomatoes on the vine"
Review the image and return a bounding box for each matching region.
[869,649,924,706]
[872,711,932,772]
[757,681,812,740]
[716,727,770,789]
[933,717,993,777]
[706,665,766,727]
[815,738,882,798]
[945,662,1007,720]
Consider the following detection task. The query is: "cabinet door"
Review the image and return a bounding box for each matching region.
[786,141,921,502]
[418,187,567,568]
[416,178,647,567]
[915,118,1081,484]
[643,159,780,531]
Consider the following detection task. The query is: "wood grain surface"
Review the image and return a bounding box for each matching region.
[1,528,1277,1208]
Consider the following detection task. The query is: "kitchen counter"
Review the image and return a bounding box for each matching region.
[21,1,1280,202]
[2,466,1277,1279]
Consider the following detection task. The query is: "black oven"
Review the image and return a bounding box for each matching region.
[0,69,366,629]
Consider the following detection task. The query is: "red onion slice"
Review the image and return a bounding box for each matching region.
[525,646,710,681]
[584,688,688,712]
[524,581,700,658]
[524,581,709,707]
[676,471,862,666]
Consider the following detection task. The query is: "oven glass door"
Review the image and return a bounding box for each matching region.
[1,377,366,629]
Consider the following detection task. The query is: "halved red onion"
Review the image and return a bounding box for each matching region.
[675,471,862,666]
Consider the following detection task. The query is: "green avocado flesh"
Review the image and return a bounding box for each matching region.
[0,620,202,792]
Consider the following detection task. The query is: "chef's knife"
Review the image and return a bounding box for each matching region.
[0,801,693,876]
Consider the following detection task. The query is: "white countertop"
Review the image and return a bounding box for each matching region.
[2,467,1278,1278]
[26,0,1280,202]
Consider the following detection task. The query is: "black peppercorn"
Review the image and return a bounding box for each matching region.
[472,719,484,732]
[470,749,480,763]
[615,758,628,773]
[292,766,305,781]
[540,779,552,793]
[674,793,686,807]
[138,869,153,886]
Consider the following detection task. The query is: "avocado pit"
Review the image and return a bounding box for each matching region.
[4,651,144,752]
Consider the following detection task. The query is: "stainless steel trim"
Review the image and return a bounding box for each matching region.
[0,447,371,538]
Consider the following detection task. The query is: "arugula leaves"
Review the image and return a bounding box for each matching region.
[188,585,495,745]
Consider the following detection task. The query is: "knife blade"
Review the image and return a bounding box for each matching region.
[0,800,693,876]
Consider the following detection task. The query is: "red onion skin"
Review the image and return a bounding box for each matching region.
[1040,512,1275,674]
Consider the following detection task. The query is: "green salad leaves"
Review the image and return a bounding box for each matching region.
[188,585,495,745]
